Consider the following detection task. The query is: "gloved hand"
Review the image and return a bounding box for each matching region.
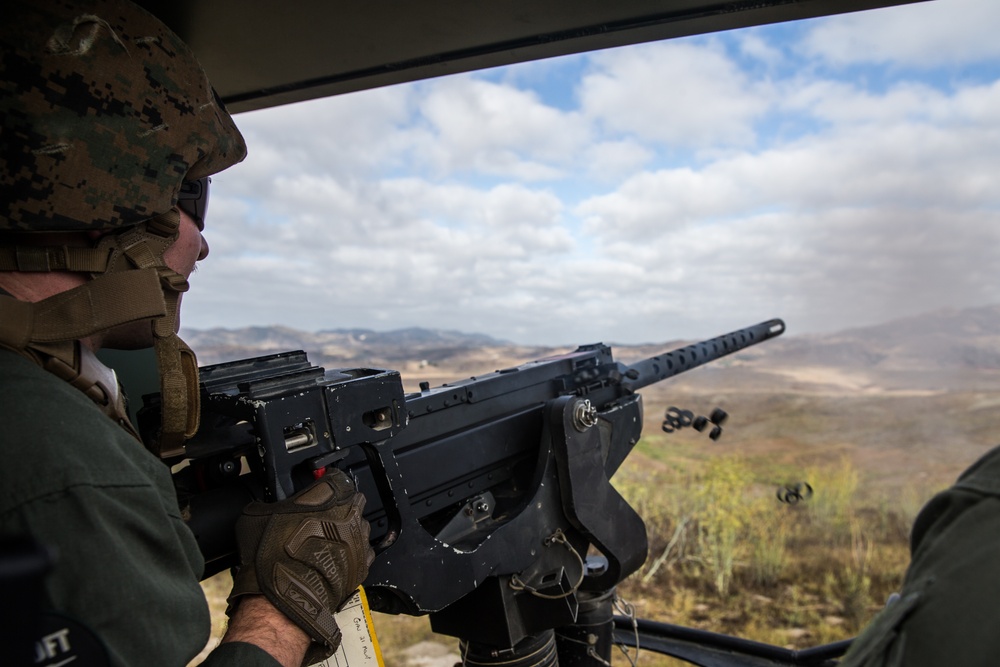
[228,469,375,664]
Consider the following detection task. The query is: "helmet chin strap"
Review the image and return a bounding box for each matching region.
[0,209,201,458]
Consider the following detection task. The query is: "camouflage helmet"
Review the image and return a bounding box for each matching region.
[0,0,247,232]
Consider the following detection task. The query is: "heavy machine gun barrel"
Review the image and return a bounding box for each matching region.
[621,318,784,391]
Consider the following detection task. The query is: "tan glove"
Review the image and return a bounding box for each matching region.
[228,470,375,663]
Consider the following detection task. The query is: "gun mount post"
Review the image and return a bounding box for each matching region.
[550,395,647,591]
[461,631,559,667]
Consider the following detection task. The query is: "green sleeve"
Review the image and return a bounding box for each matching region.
[5,482,213,666]
[840,445,1000,667]
[0,351,283,666]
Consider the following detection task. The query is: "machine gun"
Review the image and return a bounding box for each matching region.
[142,319,788,662]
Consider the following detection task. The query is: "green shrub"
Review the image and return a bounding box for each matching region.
[806,457,858,534]
[692,456,755,596]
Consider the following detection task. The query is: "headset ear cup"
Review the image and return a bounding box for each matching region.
[150,332,200,458]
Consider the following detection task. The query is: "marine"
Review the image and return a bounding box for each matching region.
[0,1,373,665]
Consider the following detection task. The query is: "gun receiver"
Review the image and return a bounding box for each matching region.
[143,318,784,647]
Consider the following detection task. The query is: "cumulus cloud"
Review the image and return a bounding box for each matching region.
[801,0,1000,67]
[192,174,580,336]
[230,86,416,185]
[583,140,655,183]
[410,77,591,180]
[737,32,785,69]
[579,74,1000,237]
[578,40,773,149]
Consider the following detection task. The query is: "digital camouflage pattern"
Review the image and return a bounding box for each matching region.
[0,0,247,232]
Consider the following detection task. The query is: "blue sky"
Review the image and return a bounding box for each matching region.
[185,0,1000,345]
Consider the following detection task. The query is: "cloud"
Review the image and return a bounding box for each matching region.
[230,86,416,184]
[737,32,785,69]
[579,73,1000,237]
[583,140,655,183]
[578,40,773,149]
[801,0,1000,67]
[190,176,579,336]
[570,63,1000,339]
[412,77,591,180]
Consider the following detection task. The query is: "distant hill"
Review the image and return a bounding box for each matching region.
[760,305,1000,373]
[183,324,506,352]
[181,325,524,370]
[182,304,1000,392]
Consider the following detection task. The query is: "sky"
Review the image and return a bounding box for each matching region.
[186,0,1000,346]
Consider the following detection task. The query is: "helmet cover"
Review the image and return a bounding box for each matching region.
[0,0,247,232]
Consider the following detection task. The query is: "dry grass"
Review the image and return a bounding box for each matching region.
[604,384,996,661]
[615,451,909,648]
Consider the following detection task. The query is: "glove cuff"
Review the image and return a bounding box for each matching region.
[265,561,345,655]
[225,563,261,617]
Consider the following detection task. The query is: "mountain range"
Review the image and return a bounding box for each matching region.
[181,303,1000,393]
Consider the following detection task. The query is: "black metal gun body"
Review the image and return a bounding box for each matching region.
[151,319,784,647]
